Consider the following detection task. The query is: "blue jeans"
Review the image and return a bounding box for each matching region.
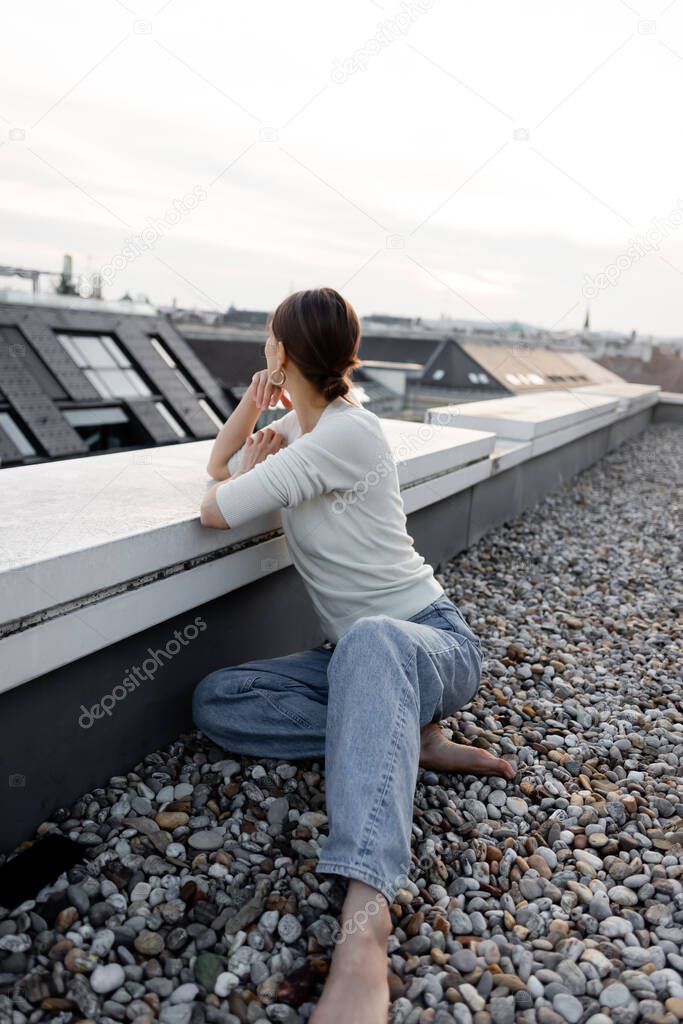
[192,594,482,903]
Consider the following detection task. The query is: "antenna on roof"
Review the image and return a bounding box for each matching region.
[583,306,590,330]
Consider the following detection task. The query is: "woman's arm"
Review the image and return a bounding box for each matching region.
[200,428,286,529]
[206,370,291,480]
[200,482,230,528]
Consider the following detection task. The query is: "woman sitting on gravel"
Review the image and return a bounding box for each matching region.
[193,287,515,1024]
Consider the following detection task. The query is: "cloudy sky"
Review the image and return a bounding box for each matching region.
[2,0,683,335]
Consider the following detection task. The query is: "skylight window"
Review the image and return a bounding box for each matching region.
[0,412,36,456]
[57,333,152,400]
[155,402,187,438]
[150,336,198,394]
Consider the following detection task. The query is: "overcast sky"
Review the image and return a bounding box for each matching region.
[2,0,683,335]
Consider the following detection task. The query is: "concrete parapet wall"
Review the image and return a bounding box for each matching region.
[0,385,670,853]
[653,391,683,425]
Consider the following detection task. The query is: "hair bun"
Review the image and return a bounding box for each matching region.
[269,288,362,403]
[322,373,349,401]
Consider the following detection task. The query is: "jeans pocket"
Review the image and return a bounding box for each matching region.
[433,600,480,648]
[407,599,444,626]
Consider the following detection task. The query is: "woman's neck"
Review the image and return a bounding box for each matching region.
[290,393,334,435]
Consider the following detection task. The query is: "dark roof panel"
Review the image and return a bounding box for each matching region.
[359,336,442,365]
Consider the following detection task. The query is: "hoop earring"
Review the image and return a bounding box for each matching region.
[269,367,287,387]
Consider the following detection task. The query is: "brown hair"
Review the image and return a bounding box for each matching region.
[269,287,363,403]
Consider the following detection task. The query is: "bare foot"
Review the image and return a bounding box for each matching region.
[419,723,516,780]
[310,881,391,1024]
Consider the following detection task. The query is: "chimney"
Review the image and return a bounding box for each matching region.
[57,253,77,295]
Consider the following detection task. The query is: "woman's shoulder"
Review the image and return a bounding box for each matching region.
[318,398,392,457]
[277,398,386,450]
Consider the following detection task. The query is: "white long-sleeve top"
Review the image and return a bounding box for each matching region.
[215,395,445,643]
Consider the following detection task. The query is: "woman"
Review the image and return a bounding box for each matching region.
[194,287,514,1024]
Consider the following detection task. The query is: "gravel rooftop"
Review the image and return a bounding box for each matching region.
[0,423,682,1024]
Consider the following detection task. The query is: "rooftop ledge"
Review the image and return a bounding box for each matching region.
[0,383,663,696]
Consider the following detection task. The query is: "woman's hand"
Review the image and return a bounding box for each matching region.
[249,369,294,412]
[232,427,285,477]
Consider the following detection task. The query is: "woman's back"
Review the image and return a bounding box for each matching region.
[219,396,445,643]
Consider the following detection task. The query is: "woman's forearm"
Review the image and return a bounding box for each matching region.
[206,386,260,480]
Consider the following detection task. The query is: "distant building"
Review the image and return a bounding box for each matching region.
[0,294,228,468]
[178,311,618,425]
[597,345,683,393]
[357,323,609,418]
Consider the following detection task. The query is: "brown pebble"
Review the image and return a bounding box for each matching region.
[48,939,73,961]
[527,854,552,879]
[494,973,527,992]
[404,911,425,937]
[41,998,73,1011]
[64,948,98,973]
[164,799,191,813]
[155,812,189,830]
[134,931,164,956]
[432,914,449,936]
[55,907,79,932]
[388,973,406,1000]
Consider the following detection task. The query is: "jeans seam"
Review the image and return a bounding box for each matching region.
[252,686,312,730]
[315,860,401,902]
[237,671,261,693]
[435,609,478,641]
[357,687,411,867]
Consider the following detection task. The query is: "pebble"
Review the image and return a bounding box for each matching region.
[194,951,223,992]
[170,982,199,1003]
[600,983,633,1008]
[187,830,223,851]
[553,993,584,1023]
[214,971,239,997]
[506,797,528,816]
[277,914,303,944]
[134,930,165,955]
[610,885,639,906]
[90,963,125,994]
[453,949,477,973]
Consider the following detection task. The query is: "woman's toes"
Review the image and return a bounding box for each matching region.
[420,733,516,779]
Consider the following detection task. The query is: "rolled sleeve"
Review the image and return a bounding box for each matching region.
[214,468,282,528]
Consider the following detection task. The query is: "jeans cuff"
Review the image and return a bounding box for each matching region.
[316,859,402,904]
